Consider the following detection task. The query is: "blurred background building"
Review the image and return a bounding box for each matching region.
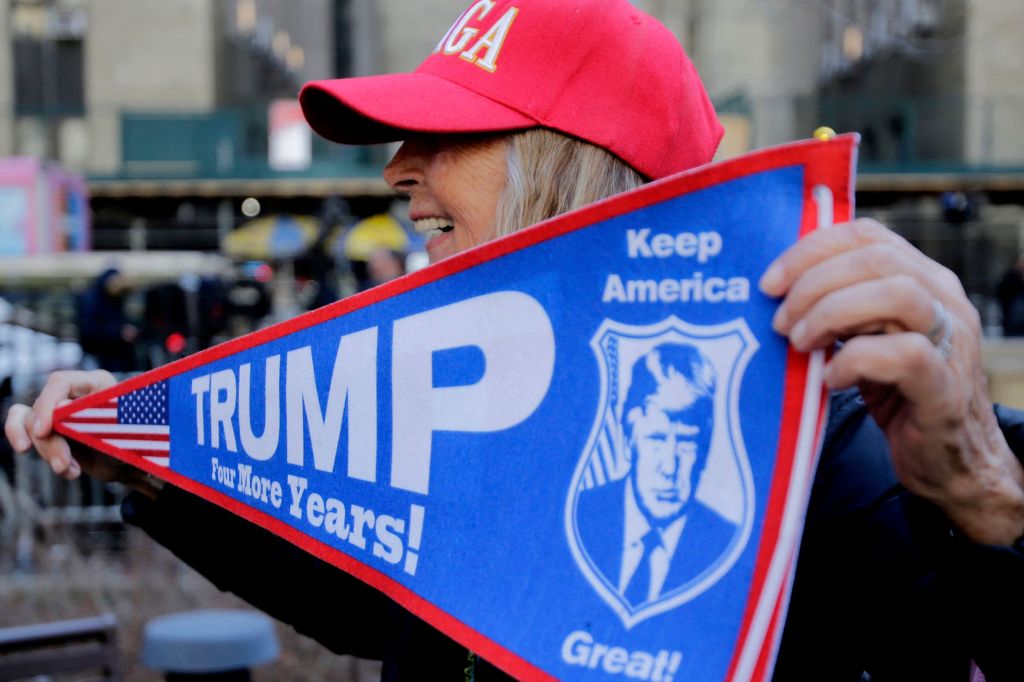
[0,0,1020,268]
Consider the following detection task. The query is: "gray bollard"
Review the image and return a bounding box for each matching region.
[141,609,279,681]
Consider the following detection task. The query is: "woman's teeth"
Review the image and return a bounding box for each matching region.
[414,217,455,238]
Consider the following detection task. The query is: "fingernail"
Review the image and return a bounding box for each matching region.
[772,306,788,333]
[32,418,46,438]
[791,319,808,348]
[15,437,29,452]
[69,460,81,478]
[759,262,784,295]
[50,457,63,474]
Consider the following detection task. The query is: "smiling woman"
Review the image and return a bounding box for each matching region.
[383,134,508,262]
[385,130,646,262]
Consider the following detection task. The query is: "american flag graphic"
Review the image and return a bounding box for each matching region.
[63,381,170,467]
[580,335,629,491]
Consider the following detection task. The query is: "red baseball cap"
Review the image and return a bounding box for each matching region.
[299,0,723,179]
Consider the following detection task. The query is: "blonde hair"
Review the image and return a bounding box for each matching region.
[491,129,646,238]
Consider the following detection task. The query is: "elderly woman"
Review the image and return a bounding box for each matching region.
[6,0,1024,679]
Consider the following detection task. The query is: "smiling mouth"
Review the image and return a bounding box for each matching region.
[414,217,455,239]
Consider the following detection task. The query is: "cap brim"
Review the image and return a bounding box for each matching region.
[300,72,538,145]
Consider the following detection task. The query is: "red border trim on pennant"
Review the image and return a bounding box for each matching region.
[55,135,856,682]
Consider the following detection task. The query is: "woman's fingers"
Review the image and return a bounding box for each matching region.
[762,217,970,314]
[785,275,937,351]
[760,218,909,296]
[3,369,140,485]
[4,402,81,479]
[4,370,116,480]
[32,432,80,479]
[771,242,950,335]
[29,370,116,438]
[4,403,33,453]
[758,217,1024,544]
[762,216,978,373]
[823,332,953,412]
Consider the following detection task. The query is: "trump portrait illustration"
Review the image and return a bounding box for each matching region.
[568,316,758,627]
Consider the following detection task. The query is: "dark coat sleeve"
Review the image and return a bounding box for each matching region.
[120,486,485,680]
[773,390,1024,682]
[121,485,393,660]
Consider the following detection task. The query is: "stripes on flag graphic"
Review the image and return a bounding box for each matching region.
[62,380,170,467]
[579,333,628,491]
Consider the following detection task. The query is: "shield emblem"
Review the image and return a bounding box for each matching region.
[566,315,759,628]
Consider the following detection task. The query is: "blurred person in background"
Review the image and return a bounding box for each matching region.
[76,268,138,373]
[366,248,407,287]
[997,255,1024,336]
[6,0,1024,680]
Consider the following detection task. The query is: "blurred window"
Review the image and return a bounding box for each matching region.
[333,0,352,77]
[11,3,86,117]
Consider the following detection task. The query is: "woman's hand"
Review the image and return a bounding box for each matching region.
[761,218,1024,545]
[4,370,161,497]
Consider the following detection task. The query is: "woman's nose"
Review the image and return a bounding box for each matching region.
[383,139,429,193]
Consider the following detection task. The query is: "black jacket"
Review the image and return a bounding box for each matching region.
[123,390,1024,681]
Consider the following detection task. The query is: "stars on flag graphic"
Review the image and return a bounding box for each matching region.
[62,381,171,467]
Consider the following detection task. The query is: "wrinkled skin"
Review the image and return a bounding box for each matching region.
[761,217,1024,544]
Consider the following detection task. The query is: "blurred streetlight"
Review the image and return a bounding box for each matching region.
[241,197,261,218]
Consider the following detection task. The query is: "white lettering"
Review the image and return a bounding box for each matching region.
[460,7,518,71]
[650,232,673,257]
[324,498,349,540]
[442,0,494,54]
[372,514,405,564]
[192,375,211,445]
[211,457,236,488]
[210,369,238,452]
[728,277,750,300]
[562,630,592,665]
[560,630,683,681]
[391,291,555,495]
[627,279,657,302]
[285,327,378,479]
[603,646,629,674]
[625,228,723,263]
[238,356,281,461]
[235,463,280,507]
[626,652,655,679]
[603,274,750,305]
[676,231,697,257]
[627,228,652,258]
[306,492,325,528]
[348,505,375,550]
[269,479,282,508]
[287,474,308,519]
[603,273,627,303]
[699,231,723,262]
[705,277,725,302]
